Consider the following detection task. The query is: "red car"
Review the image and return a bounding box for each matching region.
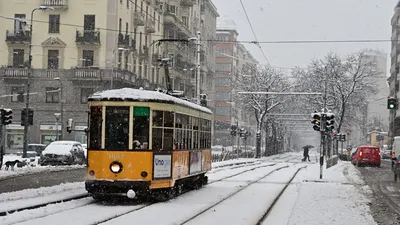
[351,146,381,167]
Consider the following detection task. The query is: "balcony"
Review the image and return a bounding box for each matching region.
[164,12,191,37]
[152,53,160,64]
[134,12,145,26]
[41,0,68,9]
[5,30,31,44]
[76,30,100,45]
[139,46,149,60]
[145,18,156,33]
[71,68,102,80]
[112,69,137,85]
[181,0,194,7]
[118,33,130,47]
[0,67,29,79]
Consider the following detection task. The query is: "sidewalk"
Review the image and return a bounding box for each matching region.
[263,161,376,225]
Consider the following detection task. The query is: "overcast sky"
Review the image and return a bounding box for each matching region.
[212,0,397,71]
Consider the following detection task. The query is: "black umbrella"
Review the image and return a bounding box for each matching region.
[303,145,315,149]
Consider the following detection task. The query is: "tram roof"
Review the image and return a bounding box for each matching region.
[88,88,213,114]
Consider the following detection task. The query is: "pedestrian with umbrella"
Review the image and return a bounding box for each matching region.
[302,145,314,162]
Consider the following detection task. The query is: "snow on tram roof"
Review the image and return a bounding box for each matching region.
[88,88,213,114]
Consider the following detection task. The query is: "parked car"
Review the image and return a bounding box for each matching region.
[382,149,392,159]
[351,145,381,167]
[39,141,86,166]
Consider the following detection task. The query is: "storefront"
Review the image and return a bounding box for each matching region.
[5,124,24,152]
[74,125,88,145]
[40,124,62,145]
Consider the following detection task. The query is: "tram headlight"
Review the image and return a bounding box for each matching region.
[110,161,123,173]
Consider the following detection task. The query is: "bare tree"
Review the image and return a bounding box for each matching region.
[293,51,380,133]
[234,66,292,157]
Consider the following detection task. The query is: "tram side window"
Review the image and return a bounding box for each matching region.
[105,106,130,150]
[89,106,102,149]
[133,107,150,149]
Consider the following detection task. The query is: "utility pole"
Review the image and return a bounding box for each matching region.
[22,6,54,158]
[320,70,328,179]
[196,31,201,105]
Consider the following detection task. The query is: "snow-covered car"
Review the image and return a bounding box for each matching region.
[39,141,86,166]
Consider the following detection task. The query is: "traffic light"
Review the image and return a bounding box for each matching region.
[67,118,73,133]
[340,134,346,142]
[311,112,321,131]
[388,97,398,110]
[21,108,34,126]
[200,94,207,107]
[1,108,13,125]
[239,128,245,137]
[230,125,237,136]
[325,113,335,131]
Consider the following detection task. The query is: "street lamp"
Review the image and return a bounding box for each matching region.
[111,48,129,89]
[188,33,201,105]
[22,6,54,158]
[54,77,63,140]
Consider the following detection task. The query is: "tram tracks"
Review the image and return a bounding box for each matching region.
[0,156,303,224]
[177,165,306,225]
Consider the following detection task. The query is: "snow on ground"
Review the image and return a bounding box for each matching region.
[0,182,84,203]
[263,161,376,225]
[1,153,375,225]
[0,156,293,225]
[0,153,292,181]
[0,154,85,180]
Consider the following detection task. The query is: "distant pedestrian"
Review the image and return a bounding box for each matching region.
[303,147,310,162]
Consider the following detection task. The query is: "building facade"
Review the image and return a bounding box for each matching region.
[360,50,389,144]
[213,22,258,147]
[0,0,169,148]
[162,0,218,103]
[389,1,400,145]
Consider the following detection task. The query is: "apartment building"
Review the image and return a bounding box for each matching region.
[162,0,218,102]
[0,0,165,147]
[389,1,400,146]
[213,23,258,147]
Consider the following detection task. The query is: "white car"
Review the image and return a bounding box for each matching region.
[39,141,86,166]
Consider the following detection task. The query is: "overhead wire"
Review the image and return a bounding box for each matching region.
[238,0,270,65]
[0,16,393,44]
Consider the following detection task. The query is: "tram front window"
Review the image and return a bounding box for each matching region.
[133,107,150,149]
[105,106,130,150]
[89,106,102,149]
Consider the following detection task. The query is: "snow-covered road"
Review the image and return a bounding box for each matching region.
[0,152,375,225]
[0,155,296,225]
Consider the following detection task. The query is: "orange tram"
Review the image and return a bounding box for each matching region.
[85,88,213,201]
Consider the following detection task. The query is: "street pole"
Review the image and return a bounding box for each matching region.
[0,122,3,169]
[55,117,59,141]
[54,78,63,140]
[236,121,239,159]
[196,31,201,105]
[320,70,328,179]
[22,6,54,158]
[22,9,36,159]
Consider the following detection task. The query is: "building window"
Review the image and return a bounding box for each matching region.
[47,50,59,69]
[49,15,60,33]
[216,63,232,72]
[11,86,24,102]
[215,92,231,101]
[46,87,59,103]
[215,107,231,116]
[81,88,94,103]
[82,50,94,67]
[12,49,24,67]
[215,77,231,86]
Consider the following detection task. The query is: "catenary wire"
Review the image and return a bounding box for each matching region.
[0,16,394,44]
[238,0,270,65]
